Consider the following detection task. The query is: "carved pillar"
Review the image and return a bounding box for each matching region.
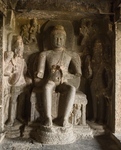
[115,22,121,133]
[0,15,4,142]
[0,9,16,142]
[115,2,121,134]
[0,0,7,142]
[30,92,37,122]
[82,104,86,125]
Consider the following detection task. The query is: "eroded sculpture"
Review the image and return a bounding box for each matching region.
[88,39,113,124]
[3,23,90,143]
[26,24,89,144]
[71,104,82,125]
[36,25,82,127]
[20,18,40,44]
[4,36,27,126]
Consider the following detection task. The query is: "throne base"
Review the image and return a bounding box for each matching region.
[31,124,77,145]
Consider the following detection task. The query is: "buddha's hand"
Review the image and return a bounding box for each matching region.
[34,72,43,86]
[37,72,44,79]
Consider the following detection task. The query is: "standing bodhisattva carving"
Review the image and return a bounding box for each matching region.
[5,36,27,126]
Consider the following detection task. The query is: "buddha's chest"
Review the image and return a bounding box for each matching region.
[46,52,71,69]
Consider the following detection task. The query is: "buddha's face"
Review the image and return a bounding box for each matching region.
[51,31,66,48]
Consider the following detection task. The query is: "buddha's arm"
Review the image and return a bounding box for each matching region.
[71,53,82,77]
[37,52,46,79]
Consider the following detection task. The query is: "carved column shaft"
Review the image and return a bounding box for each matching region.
[0,15,4,142]
[115,22,121,133]
[30,93,36,122]
[82,104,86,125]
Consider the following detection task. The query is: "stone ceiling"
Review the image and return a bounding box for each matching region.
[16,0,113,14]
[7,0,115,20]
[0,0,120,20]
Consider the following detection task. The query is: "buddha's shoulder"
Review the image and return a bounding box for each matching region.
[40,50,53,56]
[65,51,80,57]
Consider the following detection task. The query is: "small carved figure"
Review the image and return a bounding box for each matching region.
[20,24,30,44]
[72,104,81,125]
[37,25,82,127]
[20,18,40,45]
[29,18,39,43]
[79,20,93,52]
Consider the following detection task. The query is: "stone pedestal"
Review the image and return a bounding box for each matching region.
[31,125,77,144]
[74,124,93,138]
[5,122,22,138]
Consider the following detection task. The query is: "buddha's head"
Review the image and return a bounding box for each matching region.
[51,25,66,49]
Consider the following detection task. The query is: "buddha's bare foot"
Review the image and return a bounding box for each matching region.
[44,118,53,126]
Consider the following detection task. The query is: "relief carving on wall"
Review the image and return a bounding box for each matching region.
[79,18,114,126]
[20,18,40,45]
[3,18,114,143]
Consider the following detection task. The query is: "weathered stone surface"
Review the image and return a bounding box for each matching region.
[0,0,116,145]
[0,108,2,132]
[5,122,22,138]
[5,10,15,30]
[32,125,76,145]
[16,0,111,14]
[0,21,2,106]
[115,22,121,133]
[0,0,6,16]
[0,135,121,150]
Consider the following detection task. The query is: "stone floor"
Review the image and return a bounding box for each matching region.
[0,134,121,150]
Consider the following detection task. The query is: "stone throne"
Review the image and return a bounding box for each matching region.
[26,21,90,144]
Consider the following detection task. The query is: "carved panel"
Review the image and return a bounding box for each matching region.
[2,7,115,142]
[78,17,114,126]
